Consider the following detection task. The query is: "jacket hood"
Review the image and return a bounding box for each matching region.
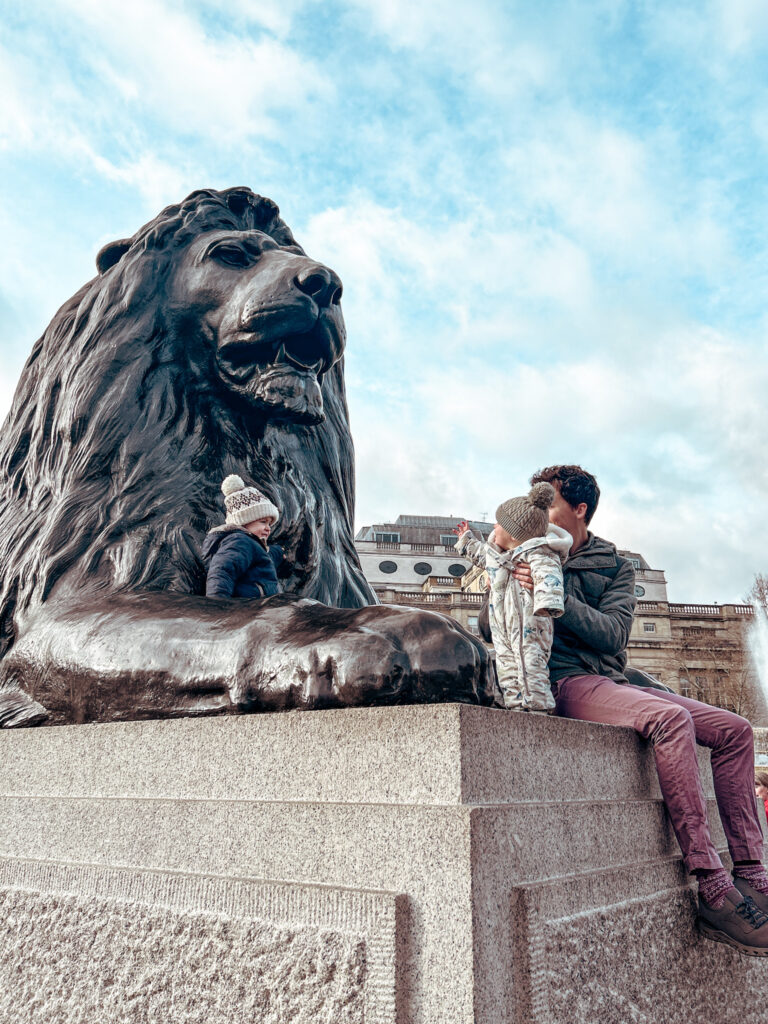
[202,525,266,562]
[515,524,573,559]
[206,524,247,536]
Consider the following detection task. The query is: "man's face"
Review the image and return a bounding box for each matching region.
[548,484,586,536]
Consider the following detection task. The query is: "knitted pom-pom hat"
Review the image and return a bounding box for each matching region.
[221,474,280,527]
[495,482,555,543]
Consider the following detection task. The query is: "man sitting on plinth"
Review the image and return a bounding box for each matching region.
[514,464,768,957]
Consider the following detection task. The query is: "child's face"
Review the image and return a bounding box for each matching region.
[493,523,519,550]
[245,517,273,540]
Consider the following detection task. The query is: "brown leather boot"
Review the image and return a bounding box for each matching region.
[732,876,768,916]
[697,888,768,956]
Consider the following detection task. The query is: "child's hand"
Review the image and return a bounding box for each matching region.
[452,520,469,536]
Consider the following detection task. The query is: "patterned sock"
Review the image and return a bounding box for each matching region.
[696,867,736,909]
[733,863,768,895]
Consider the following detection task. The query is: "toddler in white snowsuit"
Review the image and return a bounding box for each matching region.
[455,483,572,712]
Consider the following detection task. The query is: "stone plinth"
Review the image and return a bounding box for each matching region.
[0,705,766,1023]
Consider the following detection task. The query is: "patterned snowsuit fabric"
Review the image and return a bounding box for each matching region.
[456,526,572,710]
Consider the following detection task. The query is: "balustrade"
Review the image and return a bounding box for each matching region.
[669,603,722,616]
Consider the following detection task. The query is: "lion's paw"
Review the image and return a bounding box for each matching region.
[238,599,498,711]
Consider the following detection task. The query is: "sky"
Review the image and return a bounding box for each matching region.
[1,0,767,603]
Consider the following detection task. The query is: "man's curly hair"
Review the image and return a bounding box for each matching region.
[529,465,600,525]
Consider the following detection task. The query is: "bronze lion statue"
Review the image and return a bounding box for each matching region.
[0,187,495,726]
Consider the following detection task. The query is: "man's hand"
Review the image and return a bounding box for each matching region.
[453,520,469,536]
[514,561,533,591]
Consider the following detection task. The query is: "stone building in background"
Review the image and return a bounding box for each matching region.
[355,515,491,637]
[355,515,763,723]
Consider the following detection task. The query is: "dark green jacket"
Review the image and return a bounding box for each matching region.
[549,533,636,684]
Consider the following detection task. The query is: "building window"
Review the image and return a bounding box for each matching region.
[447,563,467,577]
[440,534,458,547]
[413,562,432,576]
[634,584,645,597]
[468,616,478,634]
[630,558,641,570]
[374,532,400,543]
[378,560,398,574]
[643,622,656,633]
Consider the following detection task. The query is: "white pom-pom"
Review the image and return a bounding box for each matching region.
[221,474,245,497]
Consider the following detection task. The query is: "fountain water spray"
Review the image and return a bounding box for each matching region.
[749,605,768,764]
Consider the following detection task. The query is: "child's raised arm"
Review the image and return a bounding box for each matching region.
[453,522,488,569]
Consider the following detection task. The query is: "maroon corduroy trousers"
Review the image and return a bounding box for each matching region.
[554,674,765,871]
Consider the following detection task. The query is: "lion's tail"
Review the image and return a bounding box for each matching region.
[0,683,49,729]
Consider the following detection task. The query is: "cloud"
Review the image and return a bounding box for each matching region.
[341,0,556,101]
[714,0,768,52]
[1,0,330,163]
[1,0,767,608]
[0,58,37,150]
[504,113,732,281]
[300,197,596,366]
[299,193,767,602]
[397,328,768,601]
[343,0,494,52]
[193,0,310,39]
[74,144,198,212]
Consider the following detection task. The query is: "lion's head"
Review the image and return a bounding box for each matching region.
[97,188,345,426]
[0,187,374,655]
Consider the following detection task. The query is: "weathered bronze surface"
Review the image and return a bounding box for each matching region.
[0,187,495,725]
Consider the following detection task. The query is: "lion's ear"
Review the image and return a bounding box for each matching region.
[96,239,132,275]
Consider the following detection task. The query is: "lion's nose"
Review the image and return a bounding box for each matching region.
[294,264,343,308]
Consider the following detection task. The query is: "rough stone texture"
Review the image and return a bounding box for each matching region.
[1,888,363,1024]
[512,864,768,1024]
[0,860,398,1024]
[1,705,766,1024]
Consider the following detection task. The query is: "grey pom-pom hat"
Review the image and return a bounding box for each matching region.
[495,482,555,543]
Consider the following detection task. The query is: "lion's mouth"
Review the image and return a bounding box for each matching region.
[217,331,335,425]
[216,308,345,425]
[219,338,328,384]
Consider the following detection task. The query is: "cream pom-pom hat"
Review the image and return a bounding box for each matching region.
[220,474,280,527]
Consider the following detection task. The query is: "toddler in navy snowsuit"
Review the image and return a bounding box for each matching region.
[203,474,283,598]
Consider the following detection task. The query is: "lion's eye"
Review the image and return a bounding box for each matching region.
[211,245,253,267]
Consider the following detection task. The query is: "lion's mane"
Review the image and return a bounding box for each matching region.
[0,187,374,656]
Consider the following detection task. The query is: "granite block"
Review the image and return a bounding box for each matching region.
[0,706,467,805]
[510,865,768,1024]
[0,704,715,805]
[0,858,401,1024]
[457,704,717,803]
[0,799,474,1023]
[0,704,765,1024]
